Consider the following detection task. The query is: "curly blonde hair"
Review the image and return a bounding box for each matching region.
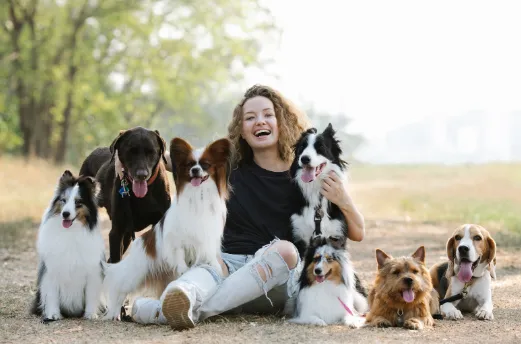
[227,85,311,168]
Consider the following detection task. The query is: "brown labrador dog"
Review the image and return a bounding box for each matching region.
[80,127,171,263]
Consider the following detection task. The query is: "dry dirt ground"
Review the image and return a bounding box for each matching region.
[1,218,520,344]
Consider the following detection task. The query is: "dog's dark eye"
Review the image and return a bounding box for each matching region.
[200,162,210,170]
[60,198,66,204]
[326,258,333,263]
[455,235,462,241]
[313,257,321,262]
[473,235,482,241]
[75,200,82,207]
[393,270,400,275]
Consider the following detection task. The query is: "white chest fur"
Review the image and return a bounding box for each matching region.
[291,281,362,326]
[161,181,226,272]
[291,165,347,242]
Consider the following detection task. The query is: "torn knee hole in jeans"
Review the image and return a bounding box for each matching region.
[249,251,289,306]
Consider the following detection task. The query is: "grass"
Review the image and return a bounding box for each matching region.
[348,163,521,245]
[1,156,521,246]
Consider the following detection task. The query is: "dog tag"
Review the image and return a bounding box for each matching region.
[396,309,404,327]
[119,179,130,198]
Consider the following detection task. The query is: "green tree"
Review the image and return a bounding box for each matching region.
[0,0,277,163]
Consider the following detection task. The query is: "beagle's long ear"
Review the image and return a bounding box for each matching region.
[485,234,497,279]
[446,236,456,277]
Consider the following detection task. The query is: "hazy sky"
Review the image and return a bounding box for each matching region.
[244,0,521,140]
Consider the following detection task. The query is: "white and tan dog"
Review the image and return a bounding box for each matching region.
[430,224,497,320]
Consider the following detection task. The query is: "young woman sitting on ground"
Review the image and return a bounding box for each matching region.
[129,84,366,330]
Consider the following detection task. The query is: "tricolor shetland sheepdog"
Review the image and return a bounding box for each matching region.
[289,236,368,326]
[290,123,349,256]
[31,170,105,322]
[102,137,231,320]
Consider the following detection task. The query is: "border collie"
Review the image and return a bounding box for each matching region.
[102,137,231,320]
[289,236,368,326]
[290,123,349,256]
[31,170,105,322]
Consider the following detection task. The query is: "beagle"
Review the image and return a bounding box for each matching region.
[430,224,497,320]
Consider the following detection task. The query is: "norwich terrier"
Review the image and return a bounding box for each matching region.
[365,246,437,330]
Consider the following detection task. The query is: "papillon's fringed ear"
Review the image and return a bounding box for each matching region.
[169,137,193,182]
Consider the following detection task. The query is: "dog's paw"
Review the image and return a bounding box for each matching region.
[404,318,424,330]
[344,315,365,328]
[476,308,494,321]
[287,317,327,326]
[41,313,63,324]
[374,318,392,328]
[101,312,120,321]
[84,312,98,320]
[443,308,464,320]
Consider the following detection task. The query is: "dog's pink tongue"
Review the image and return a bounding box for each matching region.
[191,177,202,187]
[301,167,315,183]
[316,275,325,283]
[458,261,474,282]
[62,220,73,228]
[402,289,415,303]
[132,180,148,198]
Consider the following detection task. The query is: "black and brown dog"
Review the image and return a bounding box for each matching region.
[80,127,171,263]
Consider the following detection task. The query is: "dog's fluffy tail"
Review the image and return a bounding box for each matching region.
[101,238,155,320]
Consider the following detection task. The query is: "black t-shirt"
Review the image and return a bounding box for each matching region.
[222,160,304,255]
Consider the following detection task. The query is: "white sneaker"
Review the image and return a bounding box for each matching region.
[161,285,195,330]
[131,298,167,324]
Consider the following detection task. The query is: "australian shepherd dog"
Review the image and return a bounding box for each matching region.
[289,235,368,326]
[102,137,231,320]
[290,123,349,256]
[31,170,106,322]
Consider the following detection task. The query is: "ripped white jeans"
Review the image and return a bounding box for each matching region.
[193,238,303,321]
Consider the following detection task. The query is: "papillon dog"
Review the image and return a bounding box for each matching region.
[31,170,105,322]
[102,137,231,320]
[290,123,349,256]
[289,235,368,326]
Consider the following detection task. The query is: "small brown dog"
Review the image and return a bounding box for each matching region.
[365,246,437,330]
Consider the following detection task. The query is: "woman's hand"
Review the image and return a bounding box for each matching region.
[321,171,365,242]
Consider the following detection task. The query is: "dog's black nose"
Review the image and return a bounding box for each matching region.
[190,166,201,176]
[135,169,148,181]
[314,268,322,275]
[300,155,311,165]
[62,211,70,219]
[458,245,469,254]
[403,277,413,286]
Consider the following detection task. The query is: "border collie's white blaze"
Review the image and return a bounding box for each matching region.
[102,137,231,320]
[290,124,349,255]
[31,170,105,322]
[289,237,367,326]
